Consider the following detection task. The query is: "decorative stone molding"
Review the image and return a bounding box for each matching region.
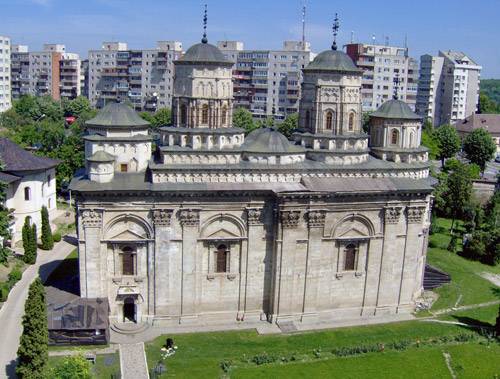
[280,210,301,228]
[308,210,326,228]
[152,209,173,227]
[246,208,263,225]
[227,274,237,281]
[407,206,426,224]
[81,209,102,228]
[179,209,200,227]
[384,206,403,224]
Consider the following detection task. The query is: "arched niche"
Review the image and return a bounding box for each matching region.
[199,214,246,241]
[331,214,375,239]
[104,214,153,241]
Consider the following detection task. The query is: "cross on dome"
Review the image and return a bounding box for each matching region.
[332,13,340,51]
[201,4,208,44]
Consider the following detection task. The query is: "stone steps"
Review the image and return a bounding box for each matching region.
[111,322,150,335]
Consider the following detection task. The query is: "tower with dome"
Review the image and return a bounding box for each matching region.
[71,12,432,329]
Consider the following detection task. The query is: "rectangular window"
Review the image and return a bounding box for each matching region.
[120,164,128,172]
[122,252,135,275]
[215,244,229,273]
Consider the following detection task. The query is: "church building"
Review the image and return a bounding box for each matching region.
[70,16,432,328]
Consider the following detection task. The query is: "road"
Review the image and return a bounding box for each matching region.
[0,239,75,379]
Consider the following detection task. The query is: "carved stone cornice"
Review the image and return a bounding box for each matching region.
[179,209,200,227]
[152,209,173,227]
[246,208,263,226]
[81,209,102,228]
[280,210,302,228]
[407,206,426,224]
[308,210,326,228]
[384,206,403,224]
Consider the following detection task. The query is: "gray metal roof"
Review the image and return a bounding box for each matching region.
[86,102,150,128]
[47,298,109,330]
[301,177,433,193]
[242,127,305,154]
[370,99,421,120]
[0,138,59,172]
[177,42,231,65]
[304,50,362,73]
[87,150,115,162]
[159,126,244,135]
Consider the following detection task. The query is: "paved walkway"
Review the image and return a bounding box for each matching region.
[119,343,149,379]
[0,239,76,379]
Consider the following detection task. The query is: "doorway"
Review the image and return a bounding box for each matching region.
[123,297,136,323]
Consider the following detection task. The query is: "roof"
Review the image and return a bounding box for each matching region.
[371,99,421,120]
[47,297,109,330]
[301,177,433,193]
[0,172,21,184]
[242,127,305,154]
[0,138,59,172]
[177,42,231,65]
[304,50,362,73]
[86,102,150,128]
[454,113,500,136]
[87,150,115,162]
[440,50,479,66]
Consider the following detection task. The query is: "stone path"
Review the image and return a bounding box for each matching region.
[481,272,500,287]
[119,343,149,379]
[0,238,76,379]
[442,351,457,379]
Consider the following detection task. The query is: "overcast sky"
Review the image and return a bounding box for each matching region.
[1,0,499,77]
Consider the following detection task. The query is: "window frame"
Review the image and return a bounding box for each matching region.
[343,243,358,271]
[24,186,31,201]
[215,243,229,273]
[121,246,136,276]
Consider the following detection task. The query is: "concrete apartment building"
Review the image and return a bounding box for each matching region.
[0,36,11,112]
[11,44,81,101]
[80,59,89,99]
[416,51,481,126]
[217,41,312,119]
[88,41,183,111]
[345,43,419,112]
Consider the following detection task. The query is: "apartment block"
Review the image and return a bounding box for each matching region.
[0,36,11,112]
[80,59,89,99]
[88,41,182,111]
[11,44,82,101]
[345,43,418,112]
[416,51,481,126]
[217,41,312,119]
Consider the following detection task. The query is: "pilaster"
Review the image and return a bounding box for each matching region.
[81,209,103,298]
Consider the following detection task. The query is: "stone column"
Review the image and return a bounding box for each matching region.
[398,206,426,312]
[151,209,173,317]
[375,205,405,314]
[179,209,200,323]
[301,210,325,323]
[80,209,103,298]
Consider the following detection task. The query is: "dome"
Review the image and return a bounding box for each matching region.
[87,150,115,162]
[177,42,231,65]
[304,50,361,73]
[86,102,150,128]
[371,99,421,120]
[242,127,304,154]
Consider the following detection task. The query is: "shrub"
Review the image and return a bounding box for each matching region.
[251,353,277,365]
[53,232,62,243]
[428,240,438,248]
[40,206,54,250]
[52,354,92,379]
[220,360,232,373]
[8,267,22,285]
[0,282,9,302]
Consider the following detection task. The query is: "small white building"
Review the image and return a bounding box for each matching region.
[0,138,59,243]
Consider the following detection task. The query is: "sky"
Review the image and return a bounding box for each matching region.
[1,0,499,77]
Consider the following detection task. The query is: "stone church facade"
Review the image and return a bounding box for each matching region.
[71,34,432,327]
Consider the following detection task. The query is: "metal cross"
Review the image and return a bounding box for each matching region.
[393,75,400,100]
[202,4,208,43]
[332,13,340,50]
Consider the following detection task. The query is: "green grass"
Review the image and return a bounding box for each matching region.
[231,346,450,379]
[447,343,500,379]
[44,249,78,284]
[48,353,120,379]
[145,321,473,378]
[439,304,499,327]
[426,217,500,311]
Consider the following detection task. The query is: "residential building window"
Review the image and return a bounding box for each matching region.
[122,247,136,276]
[344,244,357,271]
[215,244,228,273]
[391,129,399,145]
[325,110,333,130]
[201,104,209,124]
[24,187,31,201]
[348,113,355,131]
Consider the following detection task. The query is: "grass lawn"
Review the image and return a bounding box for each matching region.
[48,352,120,379]
[426,217,500,311]
[447,343,500,379]
[145,321,476,378]
[439,304,499,328]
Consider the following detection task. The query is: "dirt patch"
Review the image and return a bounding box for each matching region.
[480,272,500,287]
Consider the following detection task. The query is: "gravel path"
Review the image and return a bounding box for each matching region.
[119,342,149,379]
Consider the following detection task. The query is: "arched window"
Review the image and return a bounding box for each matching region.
[391,129,399,145]
[122,246,135,276]
[344,244,357,271]
[409,131,415,147]
[24,187,31,201]
[180,104,187,125]
[305,110,310,130]
[325,111,333,130]
[221,106,227,126]
[348,112,355,131]
[201,104,209,124]
[215,244,228,273]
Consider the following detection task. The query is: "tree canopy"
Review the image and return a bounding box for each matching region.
[463,128,496,172]
[433,124,461,165]
[233,107,256,134]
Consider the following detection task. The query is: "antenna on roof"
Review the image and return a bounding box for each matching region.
[331,13,340,51]
[372,34,376,44]
[385,36,389,46]
[393,74,400,100]
[201,4,208,44]
[404,34,408,57]
[301,2,306,50]
[351,31,354,43]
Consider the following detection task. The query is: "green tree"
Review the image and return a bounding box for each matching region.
[13,95,42,121]
[278,113,298,138]
[139,111,155,124]
[463,128,497,172]
[16,278,48,379]
[63,96,92,117]
[153,108,172,127]
[434,124,461,166]
[40,206,53,250]
[444,161,473,232]
[22,217,36,264]
[479,92,500,114]
[233,107,255,134]
[52,354,92,379]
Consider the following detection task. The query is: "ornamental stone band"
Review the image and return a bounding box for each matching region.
[81,209,102,228]
[280,210,302,228]
[246,208,263,225]
[406,206,426,224]
[179,209,200,227]
[384,206,403,224]
[152,209,173,227]
[308,210,326,228]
